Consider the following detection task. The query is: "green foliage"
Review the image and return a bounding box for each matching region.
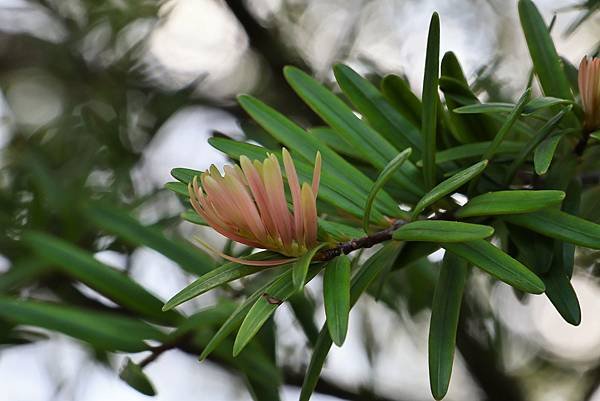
[2,2,600,401]
[456,190,565,218]
[393,221,494,242]
[120,358,157,396]
[323,255,351,346]
[422,13,441,189]
[428,253,467,400]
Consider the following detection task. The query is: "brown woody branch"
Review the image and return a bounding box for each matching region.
[314,220,406,262]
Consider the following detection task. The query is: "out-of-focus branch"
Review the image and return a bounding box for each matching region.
[456,310,526,401]
[146,336,410,401]
[223,0,319,122]
[283,370,406,401]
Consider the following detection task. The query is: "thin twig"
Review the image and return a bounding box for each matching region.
[138,333,192,368]
[314,220,406,262]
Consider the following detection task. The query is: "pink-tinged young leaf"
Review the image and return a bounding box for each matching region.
[283,148,305,242]
[312,151,322,196]
[301,183,318,245]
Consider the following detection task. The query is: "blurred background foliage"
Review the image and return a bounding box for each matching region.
[2,1,600,401]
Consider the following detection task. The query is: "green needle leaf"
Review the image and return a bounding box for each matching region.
[412,160,488,218]
[481,89,531,161]
[323,255,351,346]
[534,132,564,175]
[429,252,468,400]
[0,297,164,352]
[299,242,403,401]
[283,66,425,199]
[119,358,156,396]
[418,141,523,166]
[381,74,423,127]
[163,252,288,311]
[199,269,308,361]
[22,231,180,325]
[544,248,581,326]
[454,97,571,115]
[292,244,327,294]
[233,258,325,356]
[422,12,440,189]
[505,106,571,184]
[165,181,189,197]
[171,167,202,184]
[363,147,412,233]
[443,240,545,293]
[456,190,565,218]
[83,202,214,276]
[393,221,494,242]
[518,0,573,101]
[504,209,600,249]
[334,64,422,156]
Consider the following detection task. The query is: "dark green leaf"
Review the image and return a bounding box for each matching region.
[429,252,467,400]
[309,127,364,161]
[292,244,327,293]
[318,219,365,242]
[422,12,440,189]
[454,103,517,114]
[323,255,351,346]
[419,141,522,166]
[334,64,422,156]
[0,297,164,352]
[519,0,574,101]
[543,248,581,325]
[525,97,573,113]
[283,66,425,198]
[119,358,156,396]
[171,167,202,184]
[393,221,494,242]
[454,97,571,115]
[443,240,545,293]
[233,262,323,356]
[84,203,214,276]
[456,190,565,218]
[534,132,564,175]
[199,270,303,361]
[165,181,189,197]
[441,51,495,144]
[163,252,287,311]
[504,209,600,249]
[505,106,572,183]
[363,148,412,233]
[299,242,403,401]
[412,160,488,218]
[481,89,531,161]
[22,231,179,324]
[0,259,49,293]
[289,292,319,346]
[181,210,207,225]
[381,74,422,127]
